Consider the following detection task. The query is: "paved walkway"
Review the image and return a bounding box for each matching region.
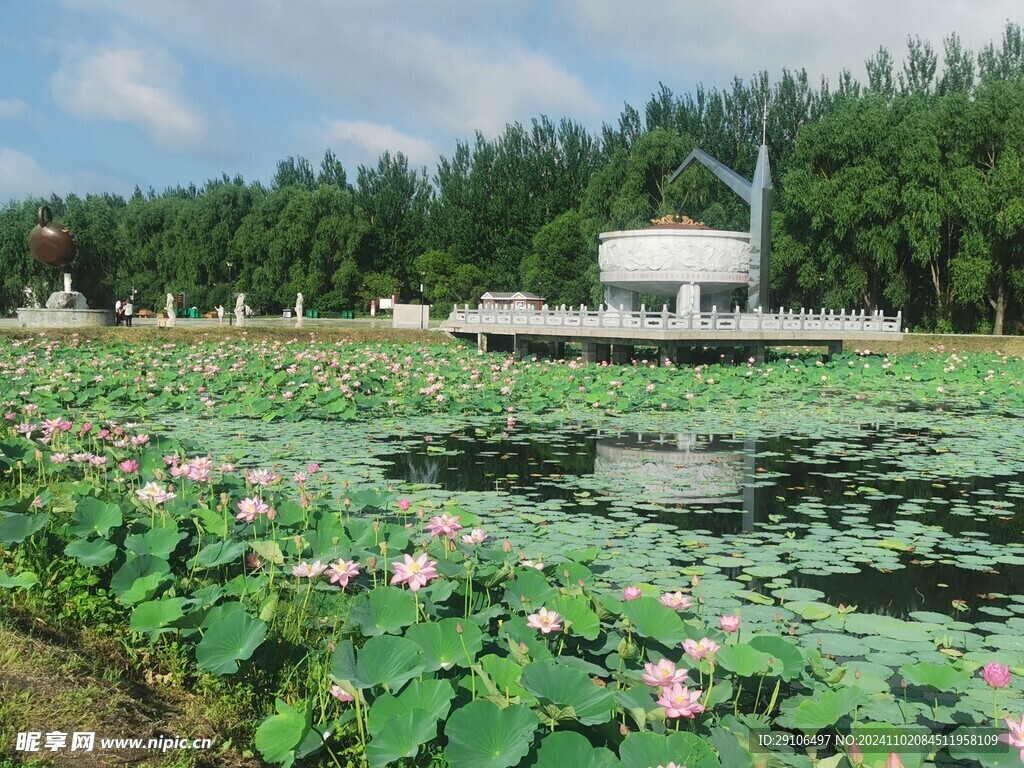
[0,316,440,330]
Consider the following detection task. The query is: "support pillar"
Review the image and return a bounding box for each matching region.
[602,286,639,313]
[675,283,700,315]
[583,342,610,364]
[658,344,677,366]
[743,344,765,365]
[512,335,521,357]
[551,341,565,360]
[611,344,634,365]
[827,341,843,359]
[477,333,488,353]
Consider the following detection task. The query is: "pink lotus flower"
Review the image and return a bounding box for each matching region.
[390,553,439,592]
[461,528,489,544]
[236,497,270,523]
[307,462,320,473]
[397,498,411,511]
[135,482,176,504]
[292,471,308,486]
[641,659,690,688]
[657,683,706,718]
[327,559,360,588]
[245,468,279,487]
[119,459,138,474]
[526,607,563,635]
[623,586,642,601]
[292,560,327,579]
[330,684,355,703]
[50,453,68,464]
[425,513,463,540]
[659,592,693,611]
[719,614,741,633]
[885,753,904,768]
[683,637,721,661]
[983,662,1012,688]
[246,552,263,570]
[1000,713,1024,761]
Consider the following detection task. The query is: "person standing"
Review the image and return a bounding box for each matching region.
[216,305,224,326]
[114,298,123,326]
[123,298,133,327]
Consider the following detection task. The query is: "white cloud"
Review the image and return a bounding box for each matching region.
[0,147,134,203]
[56,1,602,138]
[0,98,27,119]
[51,46,207,152]
[320,120,437,169]
[557,0,1023,88]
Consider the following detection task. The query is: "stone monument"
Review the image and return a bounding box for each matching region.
[295,292,304,328]
[165,293,176,327]
[18,205,114,327]
[235,293,246,327]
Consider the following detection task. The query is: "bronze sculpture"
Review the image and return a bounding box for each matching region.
[28,205,78,268]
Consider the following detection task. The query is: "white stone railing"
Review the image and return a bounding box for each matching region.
[445,304,903,333]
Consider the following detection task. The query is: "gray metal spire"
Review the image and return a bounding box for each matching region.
[667,140,772,309]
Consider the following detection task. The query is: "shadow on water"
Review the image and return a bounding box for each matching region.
[381,423,1024,618]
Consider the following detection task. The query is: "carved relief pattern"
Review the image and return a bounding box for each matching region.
[600,234,750,274]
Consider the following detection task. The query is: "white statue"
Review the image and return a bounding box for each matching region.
[295,292,304,327]
[166,293,176,327]
[216,305,224,325]
[234,293,246,327]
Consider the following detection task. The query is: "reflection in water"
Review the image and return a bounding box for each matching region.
[382,425,1023,617]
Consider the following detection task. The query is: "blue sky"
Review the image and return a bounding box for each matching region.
[0,0,1020,203]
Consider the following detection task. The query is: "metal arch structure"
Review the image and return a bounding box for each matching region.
[667,143,772,309]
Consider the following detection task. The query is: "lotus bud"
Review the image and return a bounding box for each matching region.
[855,668,861,679]
[619,723,630,737]
[365,556,377,572]
[502,540,512,553]
[378,542,387,555]
[456,622,464,635]
[691,574,700,587]
[35,449,43,462]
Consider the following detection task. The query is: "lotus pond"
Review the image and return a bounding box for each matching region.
[2,334,1024,768]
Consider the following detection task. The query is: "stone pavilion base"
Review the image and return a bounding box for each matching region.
[17,308,116,328]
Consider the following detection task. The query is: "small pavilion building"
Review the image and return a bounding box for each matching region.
[480,291,545,310]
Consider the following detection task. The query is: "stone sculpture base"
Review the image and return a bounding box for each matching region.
[17,307,115,328]
[45,290,89,310]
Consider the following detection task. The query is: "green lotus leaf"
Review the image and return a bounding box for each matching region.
[125,526,187,559]
[192,539,246,569]
[367,679,455,735]
[520,660,616,726]
[747,635,805,680]
[110,555,171,601]
[844,614,936,642]
[365,708,438,768]
[732,589,775,606]
[0,512,49,545]
[407,617,483,672]
[898,661,971,692]
[351,586,417,636]
[475,654,532,702]
[621,597,687,646]
[443,700,538,768]
[533,731,619,768]
[356,634,425,691]
[64,537,118,567]
[130,597,188,633]
[716,643,774,677]
[0,570,39,590]
[788,687,867,731]
[195,611,267,675]
[504,568,557,613]
[553,594,601,640]
[69,497,122,538]
[254,698,311,768]
[618,731,721,768]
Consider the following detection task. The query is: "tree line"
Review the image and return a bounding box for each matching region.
[2,24,1023,333]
